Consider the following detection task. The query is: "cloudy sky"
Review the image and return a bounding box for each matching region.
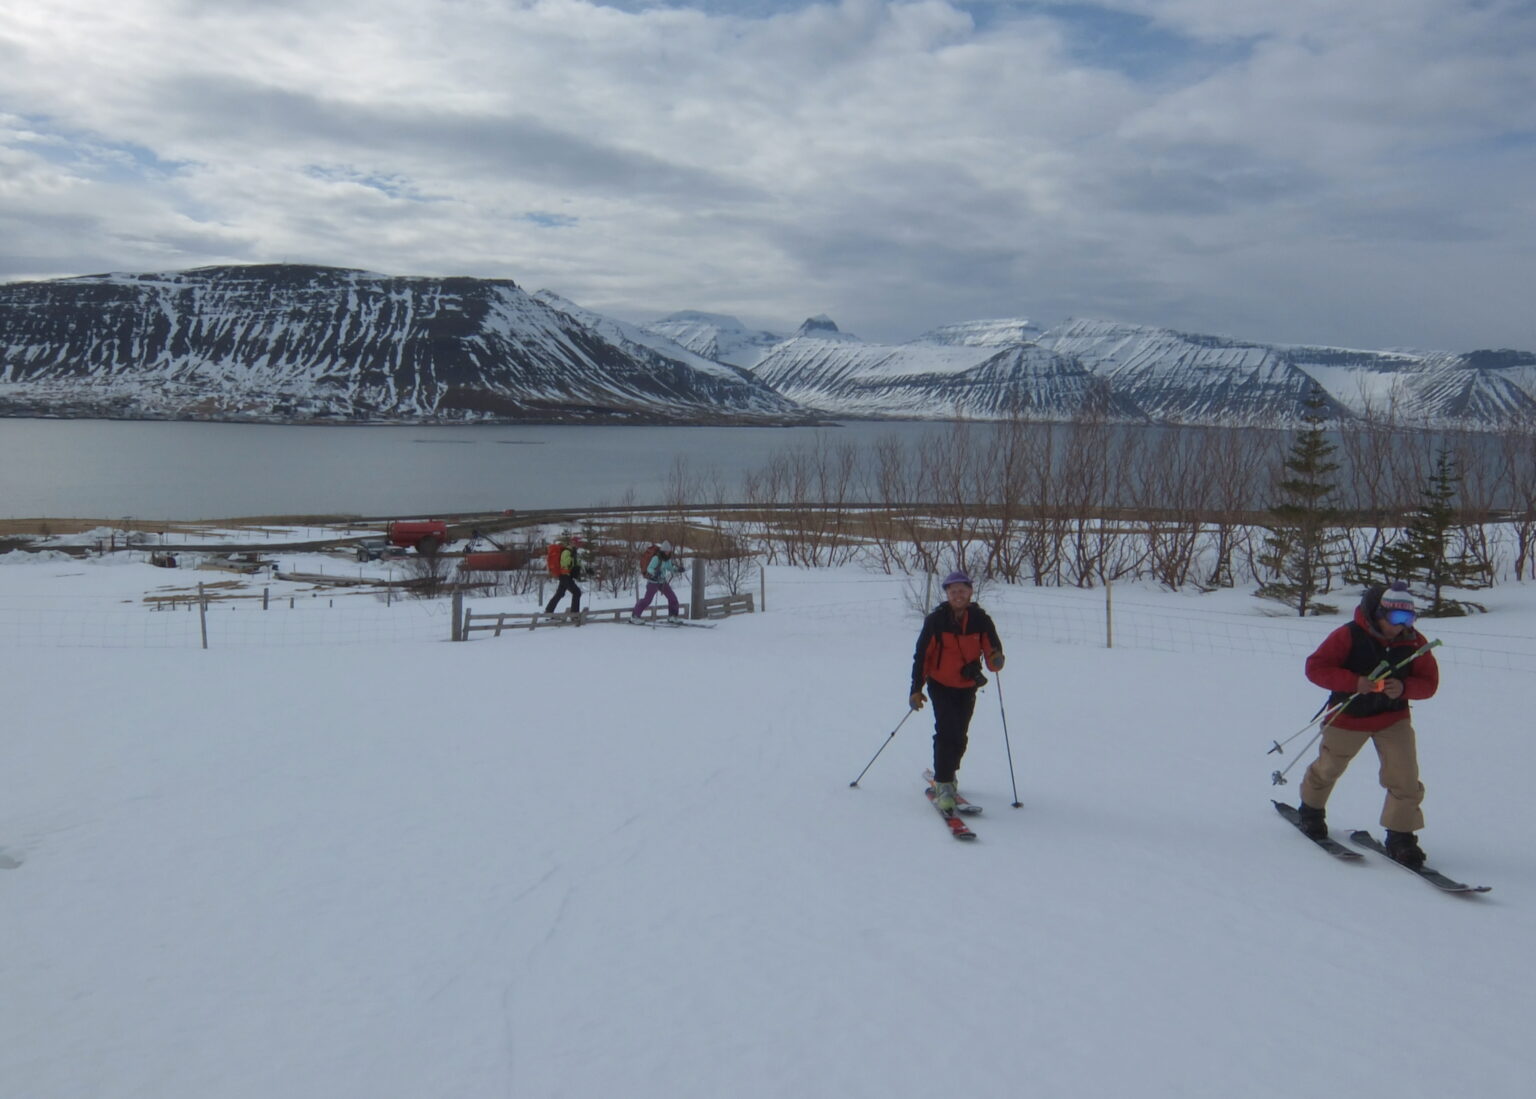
[3,0,1534,350]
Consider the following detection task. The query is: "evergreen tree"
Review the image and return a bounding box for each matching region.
[1257,391,1347,615]
[1352,447,1488,615]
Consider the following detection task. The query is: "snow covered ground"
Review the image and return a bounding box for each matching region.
[3,542,1534,1099]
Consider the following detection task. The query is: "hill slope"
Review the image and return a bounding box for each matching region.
[3,563,1531,1098]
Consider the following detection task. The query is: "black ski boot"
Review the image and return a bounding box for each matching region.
[1385,830,1426,870]
[1295,801,1328,840]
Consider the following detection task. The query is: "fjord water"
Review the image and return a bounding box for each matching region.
[0,419,954,519]
[1,417,1509,520]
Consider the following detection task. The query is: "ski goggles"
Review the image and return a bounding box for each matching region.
[1384,608,1417,626]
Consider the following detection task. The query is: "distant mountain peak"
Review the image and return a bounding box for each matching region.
[918,318,1044,348]
[793,315,859,342]
[642,311,784,368]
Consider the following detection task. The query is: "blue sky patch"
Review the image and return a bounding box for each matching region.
[13,117,189,182]
[961,2,1256,82]
[585,1,1254,83]
[304,166,431,201]
[521,212,579,229]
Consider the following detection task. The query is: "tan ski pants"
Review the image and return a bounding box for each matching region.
[1299,717,1425,832]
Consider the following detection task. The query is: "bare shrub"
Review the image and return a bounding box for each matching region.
[400,545,449,599]
[1499,416,1536,580]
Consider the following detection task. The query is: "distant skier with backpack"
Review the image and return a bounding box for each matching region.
[909,571,1005,810]
[544,533,585,615]
[1294,581,1440,867]
[630,541,682,622]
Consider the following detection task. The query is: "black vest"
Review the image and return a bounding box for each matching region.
[1327,622,1414,719]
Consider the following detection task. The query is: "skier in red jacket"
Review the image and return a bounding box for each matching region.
[1296,581,1439,867]
[909,571,1004,811]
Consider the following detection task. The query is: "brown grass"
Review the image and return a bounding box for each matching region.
[0,515,374,538]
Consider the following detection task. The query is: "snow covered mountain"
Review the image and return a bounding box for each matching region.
[663,309,1536,427]
[642,310,785,369]
[1289,344,1536,424]
[1037,319,1536,426]
[921,318,1046,348]
[748,321,1139,421]
[529,289,789,401]
[3,265,1533,428]
[0,266,806,425]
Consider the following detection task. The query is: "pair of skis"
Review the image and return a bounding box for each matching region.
[1273,801,1490,894]
[624,617,716,629]
[923,769,983,841]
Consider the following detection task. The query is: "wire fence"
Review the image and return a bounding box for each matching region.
[993,587,1536,676]
[3,570,1535,675]
[0,591,452,649]
[765,570,1536,677]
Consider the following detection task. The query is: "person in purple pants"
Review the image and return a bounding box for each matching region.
[630,541,682,621]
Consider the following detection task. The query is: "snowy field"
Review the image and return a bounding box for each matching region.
[3,540,1535,1099]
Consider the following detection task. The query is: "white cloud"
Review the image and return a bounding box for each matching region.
[1,0,1533,350]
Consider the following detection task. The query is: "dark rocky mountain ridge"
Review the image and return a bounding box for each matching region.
[3,264,1532,429]
[0,265,804,424]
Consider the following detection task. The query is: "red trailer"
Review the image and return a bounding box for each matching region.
[459,550,525,571]
[386,519,449,554]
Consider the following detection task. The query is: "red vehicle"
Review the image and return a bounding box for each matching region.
[386,519,449,554]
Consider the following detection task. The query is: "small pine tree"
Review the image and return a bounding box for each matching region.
[1352,447,1488,615]
[1257,392,1347,615]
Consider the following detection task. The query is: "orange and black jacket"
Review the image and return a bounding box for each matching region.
[911,603,1003,692]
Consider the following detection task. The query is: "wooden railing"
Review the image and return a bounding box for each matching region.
[454,591,755,640]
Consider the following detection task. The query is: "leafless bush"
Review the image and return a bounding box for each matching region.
[1338,395,1415,572]
[706,553,757,596]
[860,434,937,575]
[742,434,863,567]
[1443,428,1501,587]
[400,545,450,599]
[1499,416,1536,579]
[1203,426,1271,588]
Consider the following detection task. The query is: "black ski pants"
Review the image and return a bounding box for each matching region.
[927,680,978,784]
[545,575,582,613]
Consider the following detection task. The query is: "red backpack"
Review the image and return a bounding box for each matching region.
[640,544,661,579]
[546,542,565,578]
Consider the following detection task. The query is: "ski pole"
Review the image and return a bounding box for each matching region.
[1267,638,1442,756]
[1269,638,1442,785]
[1267,659,1390,756]
[848,708,916,788]
[1271,730,1325,786]
[995,672,1024,808]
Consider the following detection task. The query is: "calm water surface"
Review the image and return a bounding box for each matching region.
[2,418,1507,520]
[0,419,950,520]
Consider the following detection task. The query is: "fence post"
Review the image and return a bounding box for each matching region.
[1105,580,1113,649]
[452,591,464,641]
[690,563,706,620]
[262,587,269,610]
[198,582,209,650]
[759,563,766,613]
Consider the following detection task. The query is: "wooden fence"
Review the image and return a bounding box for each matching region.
[455,591,755,640]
